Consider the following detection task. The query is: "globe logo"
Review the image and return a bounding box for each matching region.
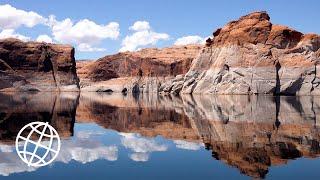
[15,122,61,167]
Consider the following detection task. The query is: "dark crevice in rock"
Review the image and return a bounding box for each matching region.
[49,94,57,124]
[274,61,281,95]
[274,95,281,130]
[96,89,113,94]
[311,63,318,92]
[39,46,59,88]
[122,88,128,95]
[310,96,317,127]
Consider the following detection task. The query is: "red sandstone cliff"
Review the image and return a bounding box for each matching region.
[77,45,201,93]
[0,38,79,92]
[161,11,320,95]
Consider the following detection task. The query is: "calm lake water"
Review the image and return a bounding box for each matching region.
[0,92,320,179]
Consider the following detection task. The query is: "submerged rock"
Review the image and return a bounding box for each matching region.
[0,38,79,92]
[161,11,320,95]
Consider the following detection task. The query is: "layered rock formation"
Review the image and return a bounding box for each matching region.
[0,38,79,92]
[77,45,201,93]
[161,11,320,95]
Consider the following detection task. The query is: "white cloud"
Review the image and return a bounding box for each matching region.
[0,4,121,52]
[49,16,119,51]
[119,21,169,52]
[174,140,203,151]
[0,152,35,176]
[130,153,149,162]
[0,29,30,41]
[120,133,168,162]
[36,34,53,43]
[56,130,118,164]
[129,21,150,31]
[0,4,45,29]
[75,130,104,139]
[0,145,13,153]
[174,35,204,46]
[58,145,118,164]
[0,136,118,176]
[77,43,106,52]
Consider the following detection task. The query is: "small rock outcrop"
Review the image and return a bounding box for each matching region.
[77,45,201,93]
[0,38,79,91]
[161,11,320,95]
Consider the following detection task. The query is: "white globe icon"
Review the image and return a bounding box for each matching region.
[15,122,61,167]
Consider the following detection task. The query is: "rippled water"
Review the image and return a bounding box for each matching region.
[0,92,320,179]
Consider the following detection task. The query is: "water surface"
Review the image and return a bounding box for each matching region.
[0,92,320,179]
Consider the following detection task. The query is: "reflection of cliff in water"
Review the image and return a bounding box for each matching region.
[0,92,320,178]
[0,92,79,142]
[76,93,320,178]
[76,93,199,140]
[178,95,320,178]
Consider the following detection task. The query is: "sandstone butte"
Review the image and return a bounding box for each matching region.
[1,11,320,95]
[0,38,79,92]
[77,45,201,93]
[161,11,320,95]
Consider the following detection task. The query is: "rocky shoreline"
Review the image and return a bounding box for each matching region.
[0,11,319,95]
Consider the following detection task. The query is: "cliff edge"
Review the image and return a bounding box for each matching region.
[161,11,320,95]
[0,38,79,92]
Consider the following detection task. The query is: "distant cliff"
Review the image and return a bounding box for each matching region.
[0,38,79,91]
[77,45,201,93]
[161,11,320,95]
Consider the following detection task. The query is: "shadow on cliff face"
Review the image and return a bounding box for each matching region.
[76,92,320,178]
[0,92,79,142]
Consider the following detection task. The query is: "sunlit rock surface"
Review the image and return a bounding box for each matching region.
[0,38,79,92]
[77,45,201,93]
[161,12,320,95]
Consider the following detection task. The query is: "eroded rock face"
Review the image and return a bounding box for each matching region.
[161,11,320,95]
[0,38,79,92]
[77,45,202,93]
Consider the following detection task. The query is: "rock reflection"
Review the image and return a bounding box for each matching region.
[0,92,79,176]
[0,92,319,178]
[77,93,200,141]
[0,92,79,141]
[77,93,320,178]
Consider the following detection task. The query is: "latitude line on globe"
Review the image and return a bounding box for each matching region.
[18,136,58,154]
[29,125,59,138]
[28,122,49,166]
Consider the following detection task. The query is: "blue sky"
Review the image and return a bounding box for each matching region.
[0,0,319,59]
